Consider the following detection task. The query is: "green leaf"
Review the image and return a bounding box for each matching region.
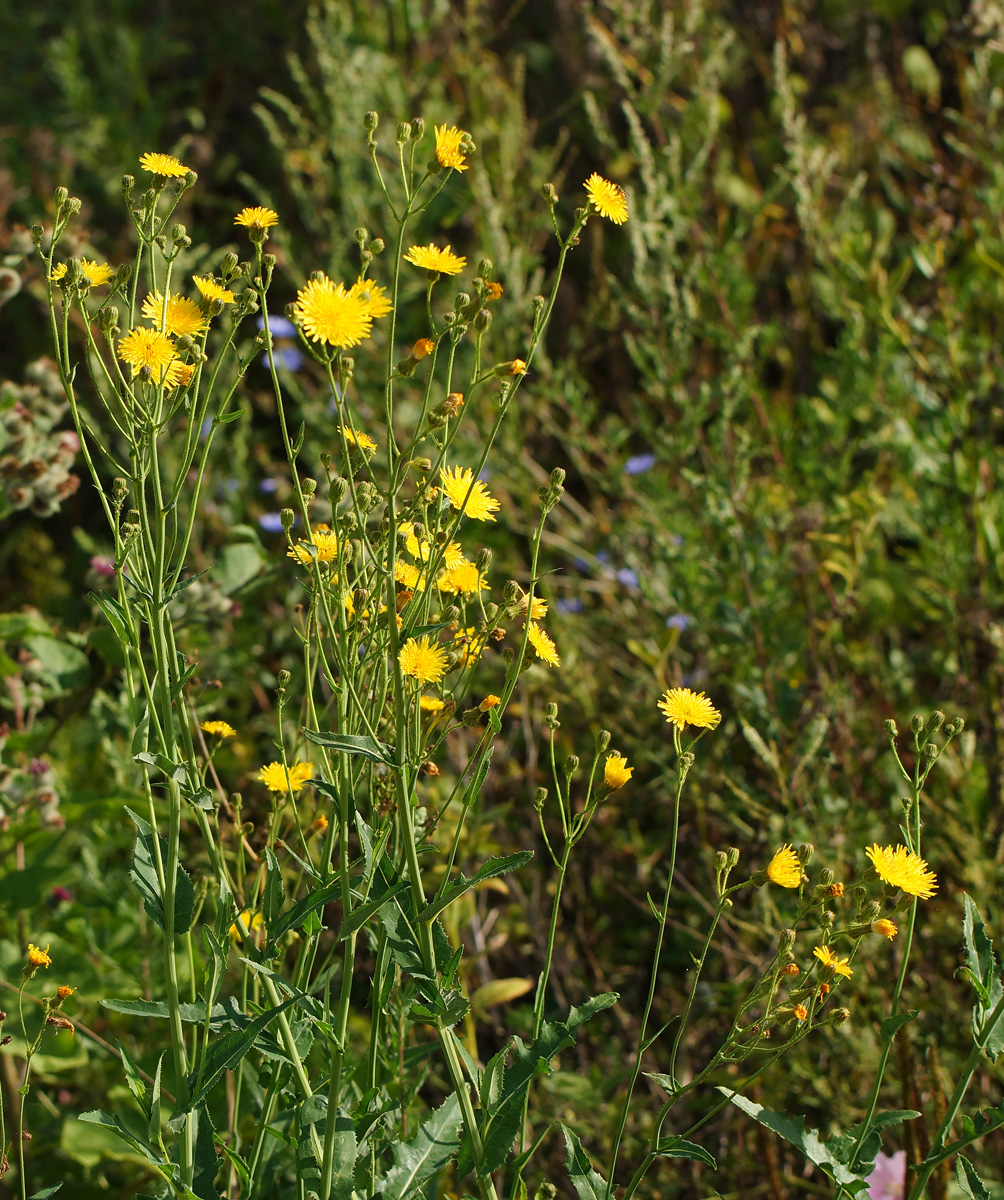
[303,727,394,763]
[186,992,300,1111]
[957,1154,992,1200]
[418,851,533,922]
[566,992,618,1033]
[117,1041,148,1114]
[0,611,52,639]
[653,1137,716,1168]
[28,1186,64,1199]
[126,808,195,934]
[963,894,1004,1059]
[561,1125,607,1200]
[192,1105,218,1200]
[148,1054,164,1145]
[721,1092,871,1188]
[101,997,242,1026]
[879,1011,918,1040]
[89,591,136,648]
[22,634,90,690]
[77,1110,170,1173]
[377,1094,462,1199]
[263,848,284,933]
[164,570,208,603]
[297,1095,326,1195]
[215,543,263,596]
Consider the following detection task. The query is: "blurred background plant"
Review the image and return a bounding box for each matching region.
[3,0,1004,1195]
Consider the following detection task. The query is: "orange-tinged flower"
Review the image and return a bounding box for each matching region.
[28,943,52,968]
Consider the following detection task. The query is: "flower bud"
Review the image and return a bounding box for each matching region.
[31,224,44,247]
[797,843,814,866]
[396,121,411,144]
[778,928,797,953]
[442,606,461,623]
[830,1007,851,1025]
[860,900,881,922]
[220,251,239,278]
[276,669,291,689]
[171,223,188,245]
[927,710,945,732]
[819,867,834,886]
[370,238,385,254]
[715,850,729,872]
[564,754,579,777]
[476,547,492,573]
[922,742,938,760]
[473,309,492,333]
[884,718,898,736]
[911,714,924,733]
[97,306,120,335]
[819,910,835,929]
[502,580,519,606]
[410,117,425,141]
[280,508,295,531]
[541,183,558,205]
[329,476,348,503]
[595,729,611,753]
[726,847,740,869]
[534,786,548,810]
[354,227,369,247]
[364,111,379,132]
[54,185,69,209]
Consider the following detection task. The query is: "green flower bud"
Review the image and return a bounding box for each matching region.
[280,508,295,531]
[595,729,611,753]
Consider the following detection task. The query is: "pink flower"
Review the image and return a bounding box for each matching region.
[866,1151,905,1200]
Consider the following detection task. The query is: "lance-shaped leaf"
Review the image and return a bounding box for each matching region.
[963,894,1004,1060]
[376,1094,463,1199]
[561,1125,608,1200]
[418,851,533,922]
[126,808,195,934]
[303,727,394,763]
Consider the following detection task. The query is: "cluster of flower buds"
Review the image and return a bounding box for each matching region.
[0,359,80,517]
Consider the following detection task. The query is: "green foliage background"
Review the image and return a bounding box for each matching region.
[3,0,1004,1194]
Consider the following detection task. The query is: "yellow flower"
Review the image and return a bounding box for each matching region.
[435,123,471,171]
[235,206,279,230]
[258,761,314,793]
[440,465,500,522]
[486,282,503,301]
[141,292,210,337]
[395,560,425,590]
[604,753,633,790]
[201,719,236,739]
[50,258,115,287]
[140,151,190,178]
[349,278,392,318]
[437,562,488,595]
[657,687,721,730]
[229,910,264,941]
[793,1003,808,1022]
[311,815,329,835]
[527,621,559,667]
[865,844,938,899]
[56,985,76,1000]
[293,275,373,348]
[813,945,853,978]
[516,587,548,620]
[766,845,802,889]
[479,694,501,712]
[508,359,527,375]
[584,172,629,224]
[828,882,845,898]
[420,696,447,713]
[28,943,52,968]
[288,525,339,565]
[399,636,449,684]
[404,243,467,275]
[337,425,377,454]
[193,275,235,304]
[164,360,195,389]
[872,919,899,940]
[49,263,68,282]
[116,328,178,380]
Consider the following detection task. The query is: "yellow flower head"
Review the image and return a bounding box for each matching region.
[400,635,449,684]
[50,259,115,287]
[440,465,500,522]
[311,815,329,835]
[437,562,488,595]
[200,719,236,739]
[435,124,472,172]
[828,882,845,898]
[116,328,178,380]
[193,275,235,304]
[872,919,899,940]
[164,360,195,389]
[229,910,264,941]
[395,560,425,590]
[486,281,503,301]
[28,943,52,969]
[584,172,629,224]
[604,752,633,790]
[56,985,76,1000]
[420,695,447,713]
[527,621,560,667]
[658,687,720,730]
[258,761,314,793]
[404,243,467,275]
[766,844,802,889]
[141,292,209,337]
[349,277,392,318]
[865,844,938,899]
[793,1003,808,1022]
[288,525,339,565]
[813,945,853,978]
[140,152,190,178]
[337,425,377,454]
[235,206,279,230]
[294,275,373,348]
[479,694,501,712]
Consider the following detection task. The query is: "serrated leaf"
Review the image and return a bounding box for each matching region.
[377,1094,462,1199]
[192,1105,218,1200]
[566,992,618,1033]
[89,591,136,648]
[957,1155,992,1200]
[561,1125,607,1200]
[879,1011,918,1040]
[126,808,195,934]
[963,894,1004,1059]
[653,1137,716,1168]
[303,727,393,763]
[419,852,533,923]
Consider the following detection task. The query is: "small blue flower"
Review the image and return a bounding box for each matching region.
[478,467,491,482]
[257,314,296,338]
[259,478,280,494]
[616,568,639,589]
[258,512,285,533]
[556,597,585,614]
[666,614,692,631]
[624,453,657,476]
[260,347,303,371]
